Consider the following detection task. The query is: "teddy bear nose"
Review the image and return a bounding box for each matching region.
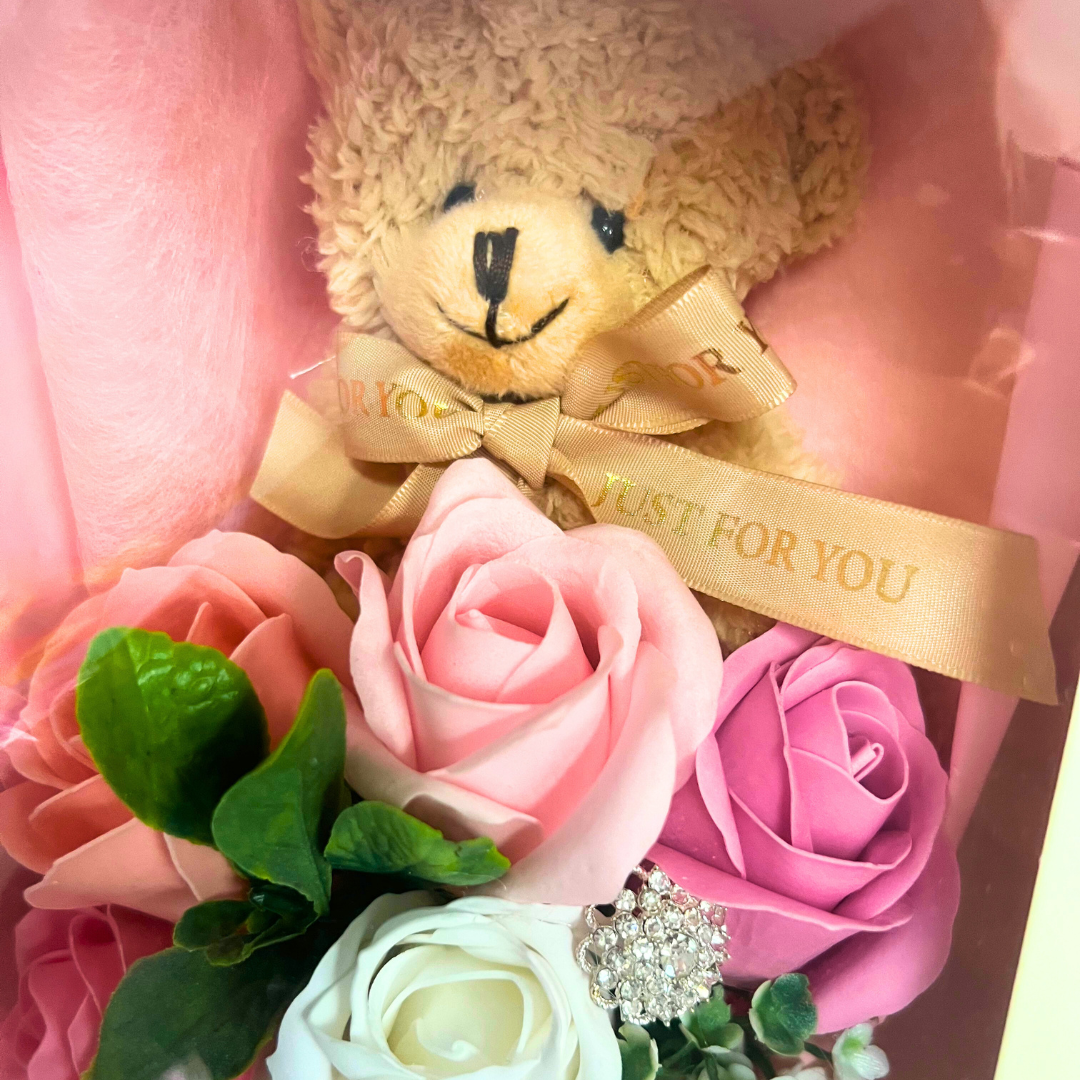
[473,228,519,306]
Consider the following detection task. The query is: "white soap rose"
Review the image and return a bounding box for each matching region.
[267,893,621,1080]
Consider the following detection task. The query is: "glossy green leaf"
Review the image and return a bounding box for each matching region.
[749,974,818,1057]
[173,890,317,967]
[76,628,268,845]
[325,801,510,887]
[618,1023,659,1080]
[88,928,332,1080]
[211,670,347,916]
[210,671,346,914]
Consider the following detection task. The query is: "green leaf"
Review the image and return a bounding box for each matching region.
[88,927,334,1080]
[325,800,510,887]
[173,900,256,950]
[680,990,733,1049]
[76,627,268,845]
[748,974,818,1057]
[211,670,347,916]
[618,1024,659,1080]
[173,890,317,967]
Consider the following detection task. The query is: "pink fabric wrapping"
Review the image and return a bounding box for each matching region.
[0,0,336,588]
[0,153,83,683]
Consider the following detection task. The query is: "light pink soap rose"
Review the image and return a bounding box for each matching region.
[0,905,173,1080]
[652,624,960,1033]
[336,458,723,905]
[0,531,355,922]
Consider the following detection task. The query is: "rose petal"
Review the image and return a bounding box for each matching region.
[732,794,913,910]
[782,640,924,735]
[716,671,793,842]
[420,561,594,705]
[649,842,914,980]
[337,551,417,769]
[163,834,248,907]
[567,523,723,777]
[787,747,906,860]
[806,836,960,1033]
[0,781,66,874]
[185,599,254,655]
[229,613,315,746]
[23,818,227,922]
[66,910,125,1022]
[401,653,538,775]
[101,564,264,647]
[492,643,679,905]
[173,530,355,686]
[425,631,618,834]
[391,465,561,666]
[6,698,93,789]
[27,776,132,864]
[345,707,545,864]
[659,769,743,878]
[24,955,82,1080]
[832,719,948,922]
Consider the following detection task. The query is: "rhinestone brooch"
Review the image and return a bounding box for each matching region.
[576,864,730,1025]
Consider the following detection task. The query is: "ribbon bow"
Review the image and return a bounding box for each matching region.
[252,268,1057,704]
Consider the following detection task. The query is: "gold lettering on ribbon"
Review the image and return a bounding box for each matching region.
[875,559,920,604]
[600,476,924,609]
[694,348,742,376]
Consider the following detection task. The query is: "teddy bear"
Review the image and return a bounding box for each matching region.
[280,0,868,650]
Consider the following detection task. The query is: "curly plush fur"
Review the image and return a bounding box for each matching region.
[294,0,867,648]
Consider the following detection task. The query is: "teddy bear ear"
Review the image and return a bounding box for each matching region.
[634,53,868,299]
[296,0,354,95]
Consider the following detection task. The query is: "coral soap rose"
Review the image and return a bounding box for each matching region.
[337,459,722,904]
[0,532,355,922]
[652,624,960,1033]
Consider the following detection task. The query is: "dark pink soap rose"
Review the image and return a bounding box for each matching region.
[0,905,172,1080]
[652,624,960,1033]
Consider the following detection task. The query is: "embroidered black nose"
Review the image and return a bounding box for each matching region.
[473,228,518,305]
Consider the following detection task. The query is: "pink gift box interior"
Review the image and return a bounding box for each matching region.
[1,0,1078,1076]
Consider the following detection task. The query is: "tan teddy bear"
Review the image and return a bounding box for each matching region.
[284,0,867,650]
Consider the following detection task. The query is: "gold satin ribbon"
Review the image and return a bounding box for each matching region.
[251,268,1057,705]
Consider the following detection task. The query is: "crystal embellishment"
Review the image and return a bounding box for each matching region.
[577,864,729,1024]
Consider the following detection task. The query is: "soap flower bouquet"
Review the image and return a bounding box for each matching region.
[2,0,1076,1077]
[1,461,957,1080]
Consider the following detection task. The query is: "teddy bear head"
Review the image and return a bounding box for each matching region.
[301,0,865,400]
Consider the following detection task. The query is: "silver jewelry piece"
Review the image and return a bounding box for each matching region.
[576,864,729,1024]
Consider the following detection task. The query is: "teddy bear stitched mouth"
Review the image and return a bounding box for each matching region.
[437,297,570,349]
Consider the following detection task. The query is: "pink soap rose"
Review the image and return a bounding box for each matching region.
[0,905,173,1080]
[337,459,723,905]
[0,531,355,922]
[652,624,960,1033]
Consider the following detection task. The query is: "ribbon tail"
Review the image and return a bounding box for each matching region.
[550,416,1057,705]
[249,392,441,539]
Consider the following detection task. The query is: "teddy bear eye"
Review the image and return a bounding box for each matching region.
[443,183,477,212]
[591,205,626,253]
